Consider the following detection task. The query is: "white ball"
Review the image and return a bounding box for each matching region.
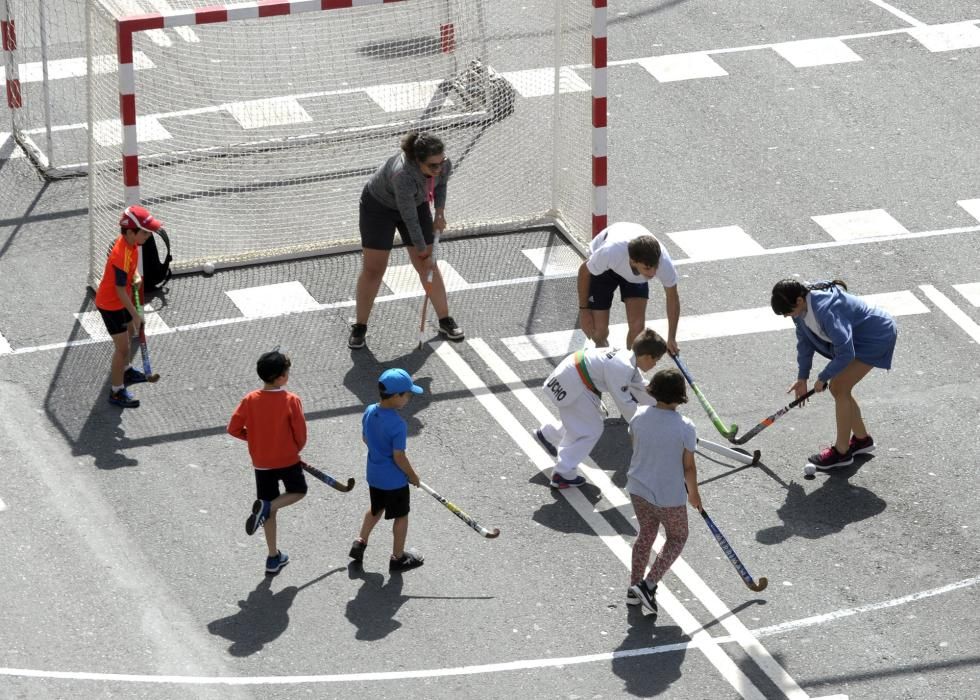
[203,261,216,275]
[803,464,817,476]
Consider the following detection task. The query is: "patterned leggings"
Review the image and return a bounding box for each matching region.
[630,494,689,586]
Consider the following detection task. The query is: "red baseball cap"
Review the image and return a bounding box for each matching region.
[119,205,163,232]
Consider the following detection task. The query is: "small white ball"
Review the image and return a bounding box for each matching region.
[803,464,817,476]
[203,261,216,275]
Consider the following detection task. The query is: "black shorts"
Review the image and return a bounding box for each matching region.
[98,307,133,336]
[587,269,649,311]
[369,485,411,519]
[254,463,308,502]
[359,186,434,251]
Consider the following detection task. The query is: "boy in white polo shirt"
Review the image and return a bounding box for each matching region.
[577,222,681,353]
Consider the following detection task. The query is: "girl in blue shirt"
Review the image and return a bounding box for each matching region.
[771,279,897,469]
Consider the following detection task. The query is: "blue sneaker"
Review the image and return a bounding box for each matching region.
[123,367,148,385]
[535,429,557,457]
[245,499,271,536]
[265,550,289,574]
[108,388,140,408]
[550,472,586,489]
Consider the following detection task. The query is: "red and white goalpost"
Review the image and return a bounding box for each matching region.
[86,0,607,285]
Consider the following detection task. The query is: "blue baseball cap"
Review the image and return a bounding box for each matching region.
[379,368,423,395]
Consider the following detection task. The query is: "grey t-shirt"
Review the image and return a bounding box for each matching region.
[627,406,697,507]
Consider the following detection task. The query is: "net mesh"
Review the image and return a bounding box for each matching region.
[87,0,591,284]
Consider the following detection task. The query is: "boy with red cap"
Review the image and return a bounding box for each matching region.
[94,205,164,408]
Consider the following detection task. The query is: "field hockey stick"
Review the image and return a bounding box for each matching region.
[696,438,760,466]
[301,462,355,493]
[418,234,440,349]
[700,509,768,592]
[419,481,500,538]
[729,388,817,445]
[133,285,160,383]
[669,353,736,440]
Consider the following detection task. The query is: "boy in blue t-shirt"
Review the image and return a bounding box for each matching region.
[349,368,425,571]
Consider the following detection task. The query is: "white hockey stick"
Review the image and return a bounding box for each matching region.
[418,234,441,349]
[697,438,760,466]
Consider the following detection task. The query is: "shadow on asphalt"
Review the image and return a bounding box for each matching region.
[611,606,687,697]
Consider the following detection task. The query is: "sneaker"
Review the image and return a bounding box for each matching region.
[629,579,658,617]
[108,388,140,408]
[123,367,148,385]
[849,434,875,456]
[550,472,586,489]
[807,446,854,470]
[349,539,367,562]
[626,588,641,606]
[265,550,289,574]
[437,316,465,341]
[535,429,557,457]
[347,323,367,349]
[389,547,424,572]
[245,499,271,536]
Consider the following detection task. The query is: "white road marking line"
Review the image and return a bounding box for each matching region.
[667,225,765,261]
[0,329,11,355]
[812,209,909,241]
[953,282,980,307]
[909,21,980,51]
[0,496,7,511]
[226,97,312,129]
[0,52,154,84]
[363,80,444,112]
[225,281,320,318]
[863,0,926,27]
[771,38,863,68]
[383,261,469,295]
[918,285,980,343]
[1,575,974,685]
[522,245,582,275]
[434,341,773,700]
[500,67,590,96]
[637,52,728,82]
[73,305,170,341]
[501,290,930,362]
[958,198,980,222]
[91,116,172,146]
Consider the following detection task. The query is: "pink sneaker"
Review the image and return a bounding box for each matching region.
[807,446,854,470]
[849,434,875,456]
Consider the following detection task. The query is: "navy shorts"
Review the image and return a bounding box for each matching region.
[369,485,411,519]
[254,463,308,502]
[587,269,649,310]
[98,307,133,336]
[359,186,434,251]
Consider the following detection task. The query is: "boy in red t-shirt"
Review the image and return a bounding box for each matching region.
[94,205,163,408]
[227,350,308,575]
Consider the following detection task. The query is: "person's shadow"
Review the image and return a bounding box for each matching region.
[207,568,342,656]
[756,462,886,544]
[343,345,434,436]
[611,606,687,697]
[345,563,410,641]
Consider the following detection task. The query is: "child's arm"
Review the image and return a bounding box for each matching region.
[682,448,702,511]
[112,267,142,322]
[289,396,308,452]
[227,401,248,440]
[392,450,420,487]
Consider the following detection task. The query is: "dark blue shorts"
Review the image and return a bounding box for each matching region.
[97,307,132,336]
[369,485,411,519]
[359,186,434,251]
[254,463,308,502]
[587,269,649,310]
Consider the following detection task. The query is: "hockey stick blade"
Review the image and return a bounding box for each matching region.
[301,462,355,493]
[670,353,737,439]
[420,481,500,538]
[700,509,768,592]
[729,388,817,445]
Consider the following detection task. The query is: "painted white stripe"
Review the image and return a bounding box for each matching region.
[772,38,862,68]
[522,245,582,275]
[435,342,772,700]
[667,226,765,261]
[863,0,925,27]
[958,198,980,223]
[0,496,6,511]
[74,305,170,341]
[919,285,980,343]
[383,261,469,295]
[91,116,172,147]
[501,290,929,362]
[812,209,908,241]
[637,53,728,83]
[0,52,154,84]
[0,329,11,354]
[500,67,590,97]
[953,282,980,307]
[364,80,444,112]
[225,97,312,130]
[908,21,980,51]
[225,281,320,318]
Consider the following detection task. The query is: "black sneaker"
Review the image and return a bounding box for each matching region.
[808,445,854,470]
[629,579,658,617]
[626,588,641,606]
[265,550,289,575]
[348,323,367,349]
[849,434,875,456]
[437,316,464,341]
[123,367,148,385]
[389,547,424,572]
[108,388,140,408]
[535,429,557,457]
[349,539,366,562]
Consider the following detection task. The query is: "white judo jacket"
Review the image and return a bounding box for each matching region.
[543,348,656,421]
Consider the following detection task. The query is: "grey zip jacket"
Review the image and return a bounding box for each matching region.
[365,151,453,252]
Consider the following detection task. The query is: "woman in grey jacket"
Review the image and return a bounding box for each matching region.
[349,132,463,349]
[771,278,897,470]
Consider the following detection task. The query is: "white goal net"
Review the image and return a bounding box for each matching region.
[86,0,594,284]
